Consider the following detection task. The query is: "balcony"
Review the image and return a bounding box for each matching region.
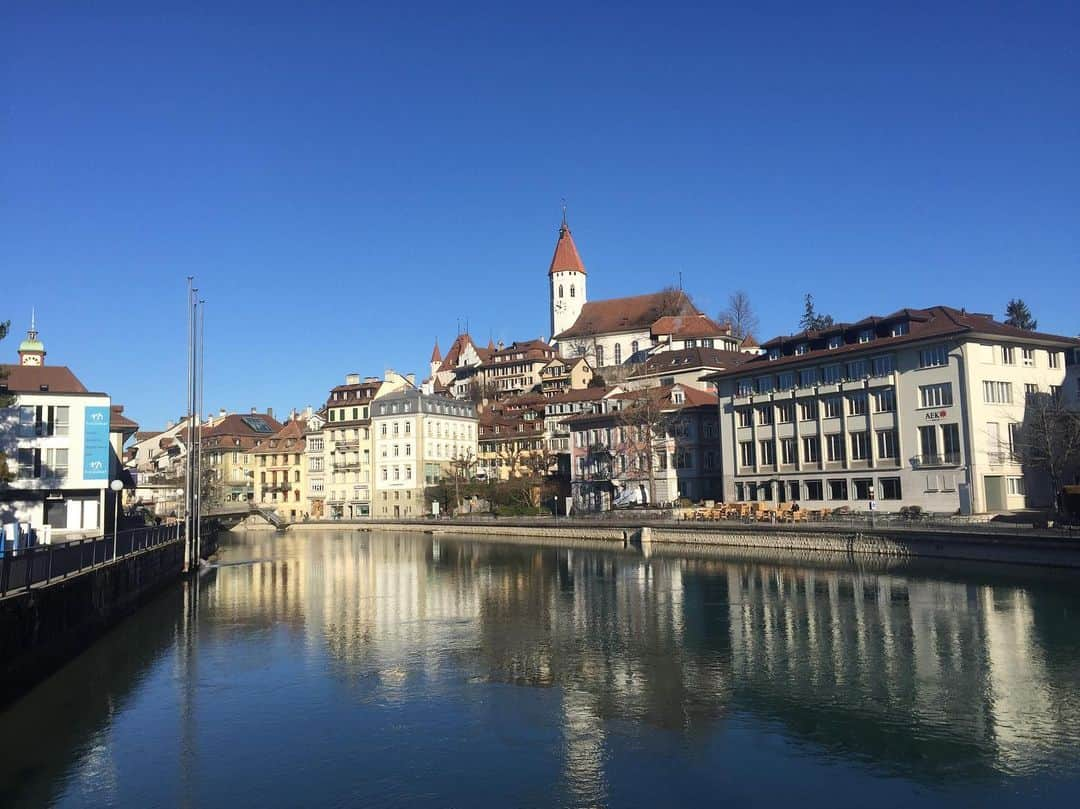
[333,461,364,471]
[335,439,360,450]
[911,453,962,469]
[260,481,290,492]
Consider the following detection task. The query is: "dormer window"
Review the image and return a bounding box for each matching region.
[768,347,780,361]
[827,335,842,350]
[794,343,808,356]
[858,329,873,344]
[891,321,909,337]
[672,390,684,405]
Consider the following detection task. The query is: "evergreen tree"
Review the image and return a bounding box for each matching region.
[1004,299,1038,331]
[800,294,834,332]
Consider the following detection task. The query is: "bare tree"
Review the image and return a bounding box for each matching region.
[613,388,686,506]
[719,291,760,341]
[1014,392,1080,514]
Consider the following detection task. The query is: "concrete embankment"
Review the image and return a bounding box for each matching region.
[287,519,1080,569]
[0,540,185,705]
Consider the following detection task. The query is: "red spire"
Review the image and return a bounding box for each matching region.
[548,221,586,276]
[430,340,441,363]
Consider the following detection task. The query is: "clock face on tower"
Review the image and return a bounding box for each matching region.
[554,300,565,313]
[22,354,41,366]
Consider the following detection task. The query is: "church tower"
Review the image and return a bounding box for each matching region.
[18,311,46,366]
[548,212,587,339]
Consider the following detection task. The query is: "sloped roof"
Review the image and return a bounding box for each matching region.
[628,347,749,379]
[430,340,441,363]
[555,290,701,340]
[651,313,732,339]
[110,405,139,434]
[0,364,90,394]
[548,223,586,276]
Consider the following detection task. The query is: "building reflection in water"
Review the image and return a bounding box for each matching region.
[203,531,1080,787]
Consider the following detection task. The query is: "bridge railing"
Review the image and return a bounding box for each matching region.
[0,523,185,598]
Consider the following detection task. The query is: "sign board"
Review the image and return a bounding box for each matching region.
[868,500,877,511]
[83,406,110,480]
[432,500,440,517]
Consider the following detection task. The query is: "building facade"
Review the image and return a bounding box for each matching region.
[705,306,1079,514]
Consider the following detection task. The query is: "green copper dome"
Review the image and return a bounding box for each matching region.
[19,336,44,353]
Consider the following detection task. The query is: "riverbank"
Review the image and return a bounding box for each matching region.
[286,518,1080,569]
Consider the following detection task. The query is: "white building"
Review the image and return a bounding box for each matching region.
[704,306,1080,514]
[371,389,477,518]
[1,322,135,540]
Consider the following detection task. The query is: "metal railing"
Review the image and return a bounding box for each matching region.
[911,453,962,468]
[0,523,184,598]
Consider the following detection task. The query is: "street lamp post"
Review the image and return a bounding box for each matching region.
[110,479,124,560]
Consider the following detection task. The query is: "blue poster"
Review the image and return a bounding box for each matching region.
[84,405,110,480]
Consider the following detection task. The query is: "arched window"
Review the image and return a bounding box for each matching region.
[558,284,564,298]
[570,285,575,298]
[596,345,604,366]
[614,343,622,364]
[631,340,639,358]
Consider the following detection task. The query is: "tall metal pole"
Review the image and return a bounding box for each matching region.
[196,298,205,565]
[184,277,194,572]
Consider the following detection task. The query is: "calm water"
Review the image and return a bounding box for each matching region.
[3,530,1080,808]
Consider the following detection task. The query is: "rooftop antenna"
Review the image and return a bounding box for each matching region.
[561,198,568,228]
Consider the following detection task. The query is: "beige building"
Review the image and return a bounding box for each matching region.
[201,410,283,505]
[251,417,308,520]
[371,389,478,518]
[477,399,548,480]
[706,306,1079,514]
[478,339,556,397]
[540,355,594,396]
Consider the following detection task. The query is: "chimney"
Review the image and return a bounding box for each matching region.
[346,373,360,385]
[219,408,226,418]
[250,407,256,414]
[304,405,313,418]
[267,407,273,418]
[497,340,505,351]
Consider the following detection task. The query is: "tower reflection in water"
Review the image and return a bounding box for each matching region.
[206,531,1080,786]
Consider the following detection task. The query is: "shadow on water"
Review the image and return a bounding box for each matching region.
[3,528,1080,807]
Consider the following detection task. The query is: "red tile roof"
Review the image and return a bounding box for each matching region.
[548,223,586,276]
[650,314,732,339]
[430,340,441,363]
[0,364,90,394]
[109,405,139,434]
[555,290,700,340]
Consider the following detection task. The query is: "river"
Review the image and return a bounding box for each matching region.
[2,529,1080,807]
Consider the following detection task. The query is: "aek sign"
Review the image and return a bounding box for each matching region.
[924,409,950,421]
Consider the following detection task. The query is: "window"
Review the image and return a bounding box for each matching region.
[918,425,938,460]
[778,372,795,390]
[850,432,869,461]
[828,335,843,349]
[795,343,808,356]
[880,478,902,500]
[595,345,604,366]
[781,437,797,464]
[756,376,774,394]
[983,381,1012,404]
[871,356,893,377]
[826,434,845,462]
[942,423,961,461]
[738,409,752,428]
[806,480,824,500]
[1007,422,1021,459]
[757,406,773,425]
[848,395,867,416]
[891,321,909,337]
[768,347,780,361]
[558,284,564,298]
[1022,348,1034,367]
[1050,385,1062,400]
[1007,476,1026,496]
[799,400,817,421]
[44,448,68,479]
[1025,383,1039,399]
[822,364,842,384]
[788,480,801,501]
[873,388,895,413]
[570,284,575,297]
[919,345,948,368]
[803,436,820,463]
[614,343,622,365]
[828,479,848,500]
[846,359,868,379]
[854,478,873,500]
[1002,346,1015,365]
[858,329,873,344]
[877,430,897,458]
[823,397,842,419]
[737,379,753,396]
[740,441,755,467]
[759,440,775,466]
[631,340,639,357]
[735,482,745,501]
[17,448,36,479]
[777,402,794,423]
[52,406,70,436]
[920,383,953,408]
[1048,351,1060,369]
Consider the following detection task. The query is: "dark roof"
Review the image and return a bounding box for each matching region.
[628,347,748,379]
[555,290,700,340]
[707,305,1080,381]
[0,364,89,394]
[110,405,139,434]
[202,413,284,449]
[561,384,716,426]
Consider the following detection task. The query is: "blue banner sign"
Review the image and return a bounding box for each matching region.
[83,405,110,480]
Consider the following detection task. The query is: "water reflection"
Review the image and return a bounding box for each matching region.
[3,530,1080,807]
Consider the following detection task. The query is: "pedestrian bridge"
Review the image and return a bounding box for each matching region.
[203,505,285,530]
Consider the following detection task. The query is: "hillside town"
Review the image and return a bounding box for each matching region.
[3,219,1080,537]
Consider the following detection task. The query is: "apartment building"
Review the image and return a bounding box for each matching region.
[477,339,556,396]
[539,356,594,396]
[321,374,380,519]
[704,306,1079,514]
[371,390,477,518]
[304,409,327,519]
[201,410,282,504]
[251,417,307,520]
[477,400,547,480]
[0,322,134,539]
[624,346,747,391]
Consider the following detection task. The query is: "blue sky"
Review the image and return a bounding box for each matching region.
[4,2,1078,430]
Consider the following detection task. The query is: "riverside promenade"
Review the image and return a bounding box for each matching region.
[284,514,1080,569]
